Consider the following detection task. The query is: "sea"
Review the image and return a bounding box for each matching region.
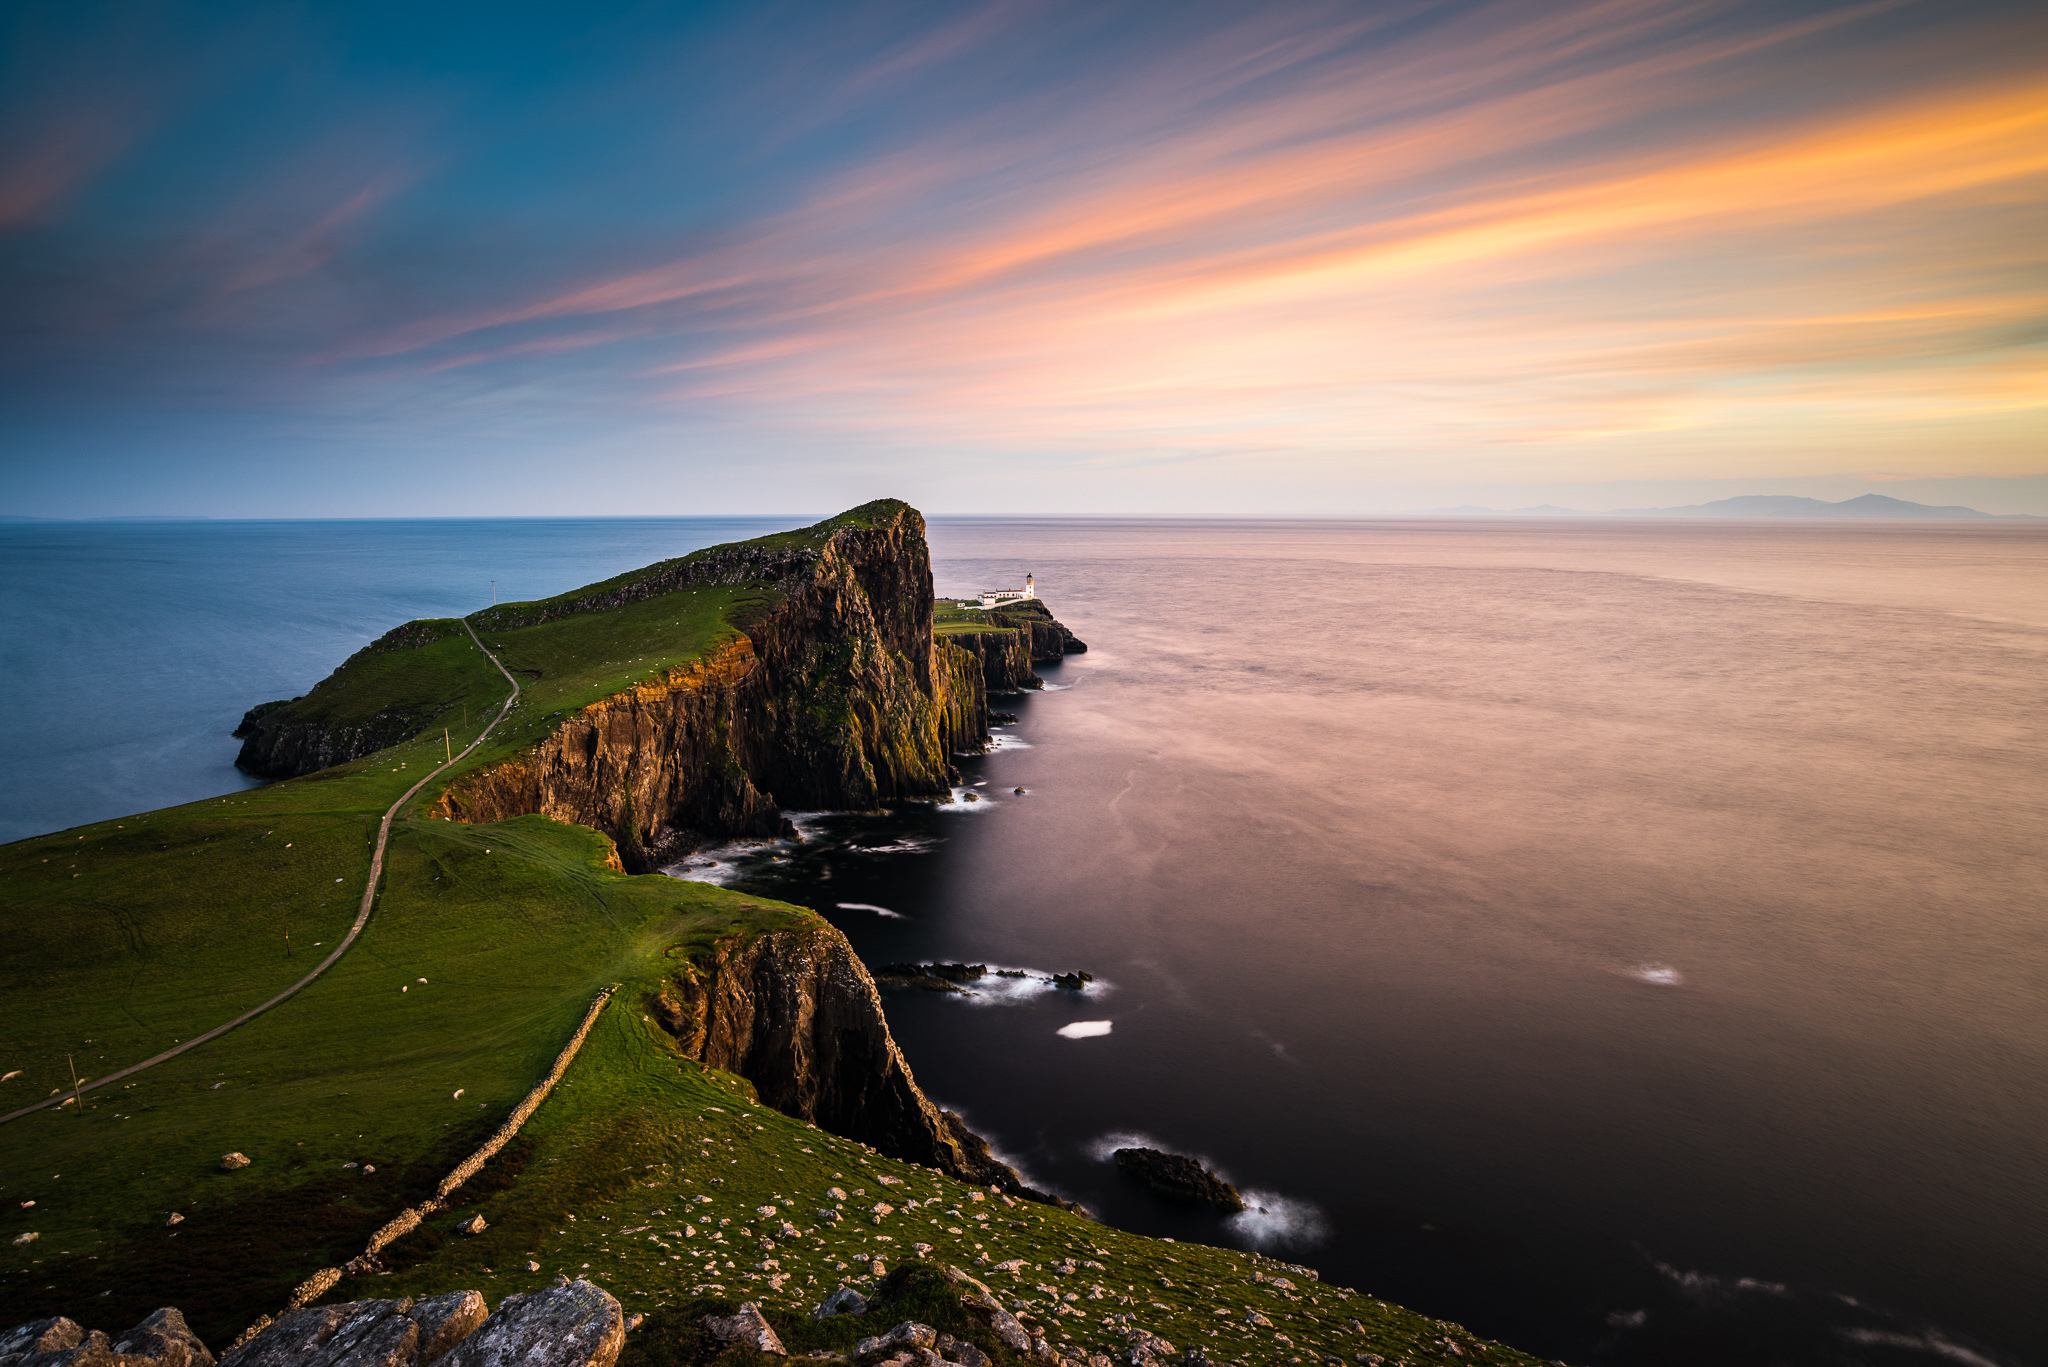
[3,515,2043,1367]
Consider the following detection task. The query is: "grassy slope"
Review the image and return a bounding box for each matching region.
[371,1010,1547,1367]
[1,511,1548,1367]
[0,567,780,1339]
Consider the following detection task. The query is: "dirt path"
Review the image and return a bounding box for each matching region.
[0,618,521,1127]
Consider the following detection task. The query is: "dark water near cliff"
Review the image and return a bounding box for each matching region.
[4,517,2044,1367]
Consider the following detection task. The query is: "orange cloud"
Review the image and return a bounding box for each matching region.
[361,0,2046,480]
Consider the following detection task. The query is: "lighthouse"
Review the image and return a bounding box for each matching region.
[1024,573,1036,600]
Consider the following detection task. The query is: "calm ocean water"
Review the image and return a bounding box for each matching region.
[4,517,2044,1367]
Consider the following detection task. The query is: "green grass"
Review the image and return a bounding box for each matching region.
[362,1002,1549,1367]
[0,504,1547,1365]
[0,564,806,1341]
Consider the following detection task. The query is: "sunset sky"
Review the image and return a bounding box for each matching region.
[2,0,2043,516]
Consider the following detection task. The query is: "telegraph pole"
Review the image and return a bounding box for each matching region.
[64,1054,83,1114]
[445,728,452,763]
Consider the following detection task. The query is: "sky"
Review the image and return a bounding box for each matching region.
[1,0,2043,517]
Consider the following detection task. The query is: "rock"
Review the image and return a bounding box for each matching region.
[934,1337,987,1367]
[18,1328,115,1367]
[405,1293,486,1367]
[310,1301,418,1367]
[219,1154,251,1172]
[456,1216,487,1236]
[10,1233,36,1246]
[813,1289,868,1321]
[622,1319,641,1336]
[882,1326,935,1352]
[440,1283,623,1367]
[943,1274,1029,1354]
[110,1309,214,1367]
[1245,1313,1271,1328]
[1119,1334,1175,1367]
[164,1215,184,1227]
[827,1188,849,1202]
[990,1260,1026,1274]
[1048,973,1094,992]
[1012,788,1026,796]
[524,1262,540,1274]
[1112,1149,1245,1213]
[221,1307,351,1367]
[702,1305,784,1356]
[0,1319,82,1367]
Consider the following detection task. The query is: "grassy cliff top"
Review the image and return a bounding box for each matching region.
[0,503,1544,1367]
[0,511,829,1337]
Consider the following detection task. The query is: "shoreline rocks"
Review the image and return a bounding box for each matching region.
[1111,1148,1245,1213]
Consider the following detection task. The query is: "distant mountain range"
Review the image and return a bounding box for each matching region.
[1426,494,2043,521]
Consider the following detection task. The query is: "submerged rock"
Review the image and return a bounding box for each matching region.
[1112,1147,1246,1213]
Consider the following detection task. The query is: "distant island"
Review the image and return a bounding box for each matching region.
[1425,493,2043,520]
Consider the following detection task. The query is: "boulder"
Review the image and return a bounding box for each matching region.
[934,1337,988,1367]
[0,1319,82,1367]
[701,1304,783,1356]
[110,1310,214,1367]
[404,1294,486,1367]
[309,1302,417,1367]
[220,1305,352,1367]
[941,1272,1029,1354]
[456,1216,487,1236]
[219,1155,251,1172]
[812,1289,868,1320]
[17,1328,114,1367]
[1119,1332,1175,1367]
[439,1284,623,1367]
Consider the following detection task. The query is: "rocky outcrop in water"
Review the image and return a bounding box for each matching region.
[1112,1148,1245,1213]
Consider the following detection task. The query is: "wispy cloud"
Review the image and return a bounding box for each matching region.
[6,0,2043,501]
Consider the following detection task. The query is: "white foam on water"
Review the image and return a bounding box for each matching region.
[836,902,906,919]
[1839,1330,2008,1367]
[934,786,1001,812]
[848,836,942,855]
[1057,1020,1113,1039]
[990,734,1033,750]
[1038,682,1073,691]
[1084,1129,1165,1162]
[1626,963,1683,986]
[956,965,1113,1007]
[1226,1189,1328,1249]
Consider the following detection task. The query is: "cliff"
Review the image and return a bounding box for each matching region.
[649,922,1055,1200]
[935,599,1087,696]
[233,622,474,778]
[428,502,1015,869]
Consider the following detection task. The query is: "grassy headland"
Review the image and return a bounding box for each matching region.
[0,507,1548,1367]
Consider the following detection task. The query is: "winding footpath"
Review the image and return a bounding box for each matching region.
[0,618,521,1127]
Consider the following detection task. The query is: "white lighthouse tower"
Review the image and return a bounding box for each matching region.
[1024,573,1036,600]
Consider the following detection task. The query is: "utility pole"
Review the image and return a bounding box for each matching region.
[64,1053,83,1114]
[445,727,452,763]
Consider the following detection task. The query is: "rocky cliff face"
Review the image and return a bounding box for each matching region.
[233,623,470,779]
[432,502,1001,870]
[651,922,1055,1202]
[941,629,1040,694]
